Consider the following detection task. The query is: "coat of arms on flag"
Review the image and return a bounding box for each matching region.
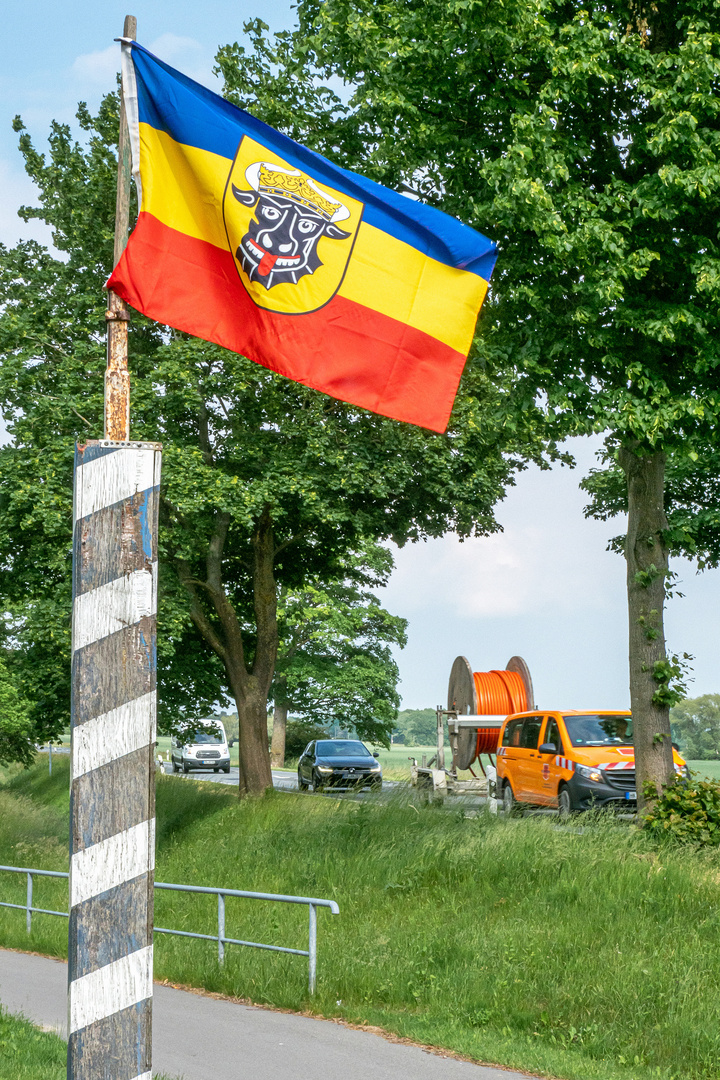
[223,140,363,313]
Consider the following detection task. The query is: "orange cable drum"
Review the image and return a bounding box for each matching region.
[473,669,528,757]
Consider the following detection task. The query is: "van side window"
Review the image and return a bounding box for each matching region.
[520,716,543,749]
[545,719,562,753]
[502,719,523,747]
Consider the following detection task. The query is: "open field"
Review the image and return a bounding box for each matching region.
[0,759,719,1079]
[687,760,720,781]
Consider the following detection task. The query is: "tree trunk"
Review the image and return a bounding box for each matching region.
[236,682,273,797]
[175,505,278,798]
[271,702,288,768]
[619,444,675,812]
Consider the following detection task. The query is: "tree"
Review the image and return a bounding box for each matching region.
[671,695,720,760]
[270,542,406,766]
[0,94,550,794]
[217,0,720,808]
[394,708,439,747]
[0,650,35,768]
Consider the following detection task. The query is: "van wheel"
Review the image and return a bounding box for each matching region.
[298,772,309,791]
[503,782,519,816]
[172,759,179,773]
[223,765,231,774]
[183,763,190,774]
[558,785,573,818]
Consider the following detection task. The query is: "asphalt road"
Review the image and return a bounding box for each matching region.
[160,764,401,798]
[0,949,538,1080]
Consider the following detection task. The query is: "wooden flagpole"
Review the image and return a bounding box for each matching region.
[68,16,161,1079]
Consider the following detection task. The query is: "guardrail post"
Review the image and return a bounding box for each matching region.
[308,903,317,995]
[26,873,32,934]
[218,893,225,965]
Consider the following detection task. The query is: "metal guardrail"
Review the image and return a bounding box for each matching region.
[0,864,338,994]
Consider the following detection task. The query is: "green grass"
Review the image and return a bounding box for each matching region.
[0,1008,175,1079]
[687,760,720,781]
[0,1010,66,1079]
[2,759,720,1080]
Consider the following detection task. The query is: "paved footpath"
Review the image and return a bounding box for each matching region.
[0,949,538,1080]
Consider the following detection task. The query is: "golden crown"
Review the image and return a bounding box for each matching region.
[258,164,340,220]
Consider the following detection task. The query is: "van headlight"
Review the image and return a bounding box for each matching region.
[576,764,603,784]
[317,765,333,774]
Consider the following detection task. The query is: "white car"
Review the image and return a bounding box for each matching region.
[171,721,231,774]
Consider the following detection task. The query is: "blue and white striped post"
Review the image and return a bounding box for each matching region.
[69,439,161,1079]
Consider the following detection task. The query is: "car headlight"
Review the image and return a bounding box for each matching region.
[370,764,382,772]
[317,765,333,773]
[576,764,603,784]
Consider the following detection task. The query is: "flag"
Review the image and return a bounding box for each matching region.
[108,41,498,433]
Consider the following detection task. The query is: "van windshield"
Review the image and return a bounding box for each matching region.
[192,729,223,745]
[563,715,633,747]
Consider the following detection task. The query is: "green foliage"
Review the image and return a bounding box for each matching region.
[283,719,329,759]
[643,775,720,845]
[394,708,439,746]
[0,654,35,767]
[583,447,720,570]
[217,2,720,457]
[651,652,693,709]
[274,543,406,746]
[671,694,720,758]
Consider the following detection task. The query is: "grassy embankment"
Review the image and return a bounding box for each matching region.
[2,757,720,1080]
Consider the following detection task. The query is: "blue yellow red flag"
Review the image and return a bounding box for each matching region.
[108,41,498,432]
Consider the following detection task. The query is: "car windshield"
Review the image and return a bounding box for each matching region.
[563,715,633,747]
[192,728,223,745]
[316,740,371,758]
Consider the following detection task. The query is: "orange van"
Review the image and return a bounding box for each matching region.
[495,710,689,815]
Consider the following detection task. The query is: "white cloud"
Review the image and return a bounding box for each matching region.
[71,34,221,96]
[383,438,623,621]
[71,44,120,87]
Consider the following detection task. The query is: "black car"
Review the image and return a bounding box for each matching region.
[298,739,382,791]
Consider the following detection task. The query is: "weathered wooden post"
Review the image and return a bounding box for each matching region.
[67,16,162,1079]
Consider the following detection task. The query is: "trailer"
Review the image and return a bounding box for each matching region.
[409,655,535,803]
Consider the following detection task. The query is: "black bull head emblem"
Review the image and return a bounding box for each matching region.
[232,185,351,289]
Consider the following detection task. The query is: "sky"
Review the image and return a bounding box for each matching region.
[2,1,719,712]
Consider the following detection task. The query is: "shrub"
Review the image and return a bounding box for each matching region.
[643,775,720,844]
[284,720,329,759]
